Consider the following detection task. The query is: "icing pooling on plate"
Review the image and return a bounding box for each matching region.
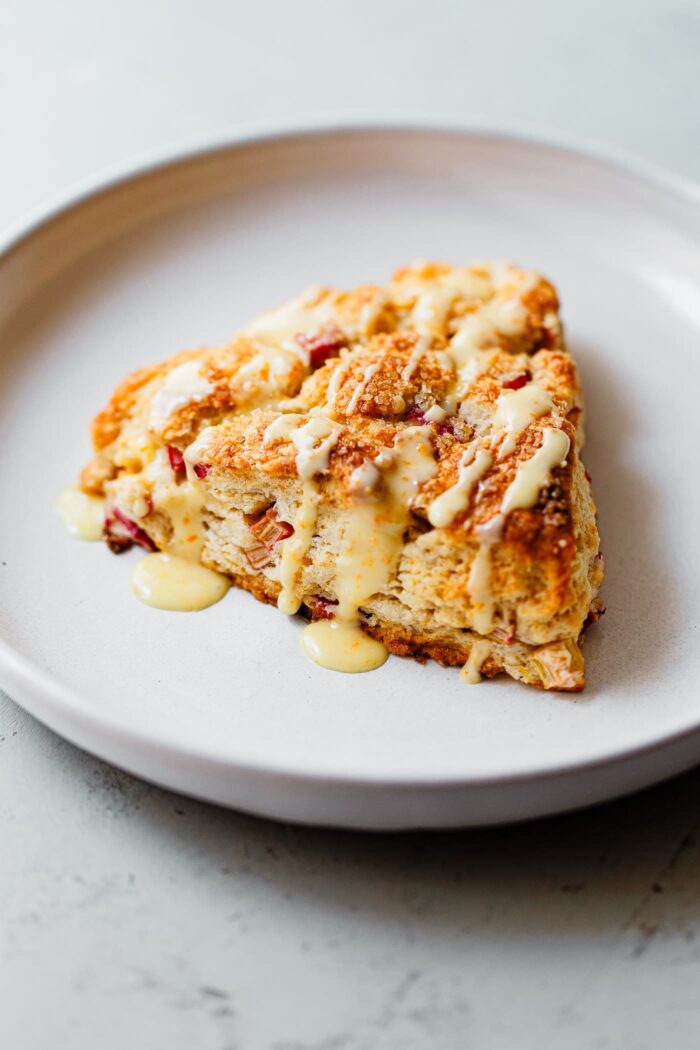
[54,486,104,541]
[56,470,227,613]
[301,620,388,673]
[130,552,230,611]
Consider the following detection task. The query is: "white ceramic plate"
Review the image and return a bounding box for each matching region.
[1,123,699,829]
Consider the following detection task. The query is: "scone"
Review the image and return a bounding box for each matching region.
[81,261,604,690]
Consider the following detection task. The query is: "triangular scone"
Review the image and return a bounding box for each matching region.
[82,262,604,690]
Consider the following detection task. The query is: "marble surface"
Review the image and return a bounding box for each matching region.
[2,1,700,1046]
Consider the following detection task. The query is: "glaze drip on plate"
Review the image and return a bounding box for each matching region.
[130,552,230,611]
[54,487,104,541]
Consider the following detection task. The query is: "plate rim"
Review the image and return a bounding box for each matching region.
[2,117,699,795]
[3,115,699,261]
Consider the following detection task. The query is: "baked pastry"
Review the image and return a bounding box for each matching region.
[80,261,604,689]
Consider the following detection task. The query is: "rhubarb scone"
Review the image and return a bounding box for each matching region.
[79,261,604,690]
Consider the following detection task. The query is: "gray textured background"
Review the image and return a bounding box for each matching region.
[2,2,700,1047]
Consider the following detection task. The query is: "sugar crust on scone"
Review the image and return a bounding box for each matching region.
[82,261,604,690]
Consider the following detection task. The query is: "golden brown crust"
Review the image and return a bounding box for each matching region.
[92,361,167,450]
[360,622,584,693]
